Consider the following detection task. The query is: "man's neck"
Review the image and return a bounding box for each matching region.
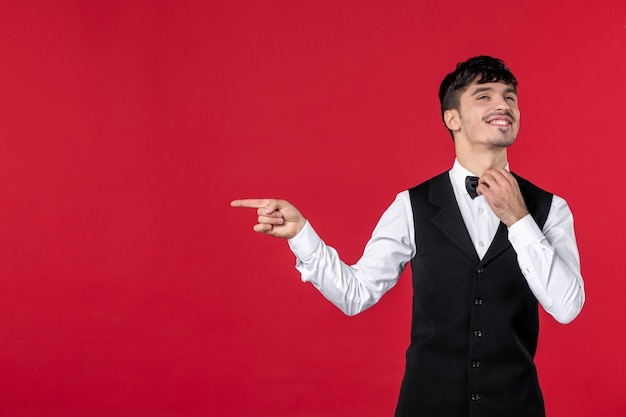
[455,149,508,177]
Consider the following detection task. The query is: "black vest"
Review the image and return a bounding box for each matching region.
[395,172,553,417]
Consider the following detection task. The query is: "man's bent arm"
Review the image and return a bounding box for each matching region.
[509,195,585,324]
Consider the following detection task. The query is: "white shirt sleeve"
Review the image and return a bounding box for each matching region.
[508,195,585,324]
[287,191,415,316]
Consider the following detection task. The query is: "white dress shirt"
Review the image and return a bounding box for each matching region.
[288,160,585,323]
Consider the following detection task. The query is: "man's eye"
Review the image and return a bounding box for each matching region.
[506,96,517,102]
[477,95,489,100]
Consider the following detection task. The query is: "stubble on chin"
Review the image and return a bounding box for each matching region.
[486,133,516,149]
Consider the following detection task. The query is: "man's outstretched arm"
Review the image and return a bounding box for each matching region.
[231,194,415,315]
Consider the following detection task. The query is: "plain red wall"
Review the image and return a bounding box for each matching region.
[1,1,624,416]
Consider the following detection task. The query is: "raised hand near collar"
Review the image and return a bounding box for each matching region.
[477,169,529,227]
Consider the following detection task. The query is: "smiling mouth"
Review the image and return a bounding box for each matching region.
[485,114,514,128]
[489,119,510,126]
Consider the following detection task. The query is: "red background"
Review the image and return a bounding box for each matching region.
[1,1,624,416]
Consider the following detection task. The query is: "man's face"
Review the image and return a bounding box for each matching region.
[453,81,520,149]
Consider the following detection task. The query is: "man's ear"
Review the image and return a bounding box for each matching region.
[444,109,460,132]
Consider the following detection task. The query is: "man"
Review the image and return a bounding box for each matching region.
[231,56,584,417]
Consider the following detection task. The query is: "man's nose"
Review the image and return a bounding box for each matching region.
[494,95,511,111]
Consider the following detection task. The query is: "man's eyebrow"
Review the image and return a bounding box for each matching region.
[470,86,518,96]
[471,86,493,96]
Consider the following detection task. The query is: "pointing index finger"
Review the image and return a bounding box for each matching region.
[230,199,269,209]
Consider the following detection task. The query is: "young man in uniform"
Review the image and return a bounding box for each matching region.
[231,56,584,417]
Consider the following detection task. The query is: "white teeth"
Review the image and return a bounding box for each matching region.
[489,120,509,126]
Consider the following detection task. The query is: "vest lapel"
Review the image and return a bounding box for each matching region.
[428,173,479,262]
[481,222,509,265]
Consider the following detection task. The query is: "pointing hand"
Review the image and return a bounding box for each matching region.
[230,199,306,239]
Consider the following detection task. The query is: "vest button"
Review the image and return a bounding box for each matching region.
[474,298,483,306]
[474,330,482,338]
[471,393,481,401]
[472,360,481,368]
[476,266,484,274]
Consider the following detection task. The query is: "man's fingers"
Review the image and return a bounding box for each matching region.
[253,223,273,233]
[479,169,511,190]
[482,169,512,185]
[480,172,497,187]
[256,207,283,217]
[258,214,284,225]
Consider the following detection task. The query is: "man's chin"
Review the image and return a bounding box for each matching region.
[487,137,516,148]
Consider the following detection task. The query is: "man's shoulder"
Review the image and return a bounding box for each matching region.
[406,171,454,210]
[511,172,553,197]
[407,171,450,193]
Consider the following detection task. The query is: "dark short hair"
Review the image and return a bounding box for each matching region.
[439,56,517,134]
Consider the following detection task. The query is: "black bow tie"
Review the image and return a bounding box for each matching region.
[465,176,480,199]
